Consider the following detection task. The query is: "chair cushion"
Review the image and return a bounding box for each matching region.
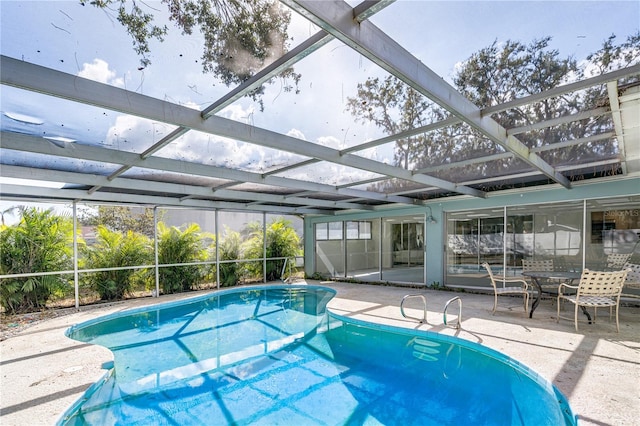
[560,295,616,307]
[496,287,527,294]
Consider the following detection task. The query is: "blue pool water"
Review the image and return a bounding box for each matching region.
[60,285,576,425]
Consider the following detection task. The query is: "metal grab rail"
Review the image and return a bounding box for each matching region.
[443,296,462,329]
[400,294,428,323]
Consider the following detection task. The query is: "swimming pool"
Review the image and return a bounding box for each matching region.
[60,285,576,425]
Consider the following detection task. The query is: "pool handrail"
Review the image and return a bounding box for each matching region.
[443,296,462,329]
[400,294,428,323]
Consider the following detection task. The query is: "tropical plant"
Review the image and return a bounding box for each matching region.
[244,217,301,281]
[81,225,153,300]
[217,227,243,286]
[0,208,75,314]
[157,222,209,294]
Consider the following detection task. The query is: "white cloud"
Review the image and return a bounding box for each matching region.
[182,100,202,111]
[219,104,257,123]
[101,98,314,173]
[316,135,342,150]
[279,160,382,186]
[78,59,124,87]
[286,128,306,141]
[163,133,237,163]
[104,115,177,151]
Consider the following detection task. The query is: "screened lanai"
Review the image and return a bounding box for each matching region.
[1,1,640,296]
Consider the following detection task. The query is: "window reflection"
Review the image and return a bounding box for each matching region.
[588,207,640,268]
[445,198,640,288]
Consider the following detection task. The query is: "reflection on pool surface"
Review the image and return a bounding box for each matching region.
[61,285,576,425]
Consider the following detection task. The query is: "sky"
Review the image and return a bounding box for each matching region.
[1,0,639,219]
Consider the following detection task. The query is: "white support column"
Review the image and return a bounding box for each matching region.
[423,213,427,286]
[154,207,159,298]
[73,201,79,309]
[215,210,220,289]
[503,206,508,280]
[378,217,383,281]
[343,221,347,278]
[582,200,587,271]
[263,213,267,283]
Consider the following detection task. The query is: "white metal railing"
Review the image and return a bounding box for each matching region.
[443,296,462,329]
[400,294,463,329]
[400,294,428,323]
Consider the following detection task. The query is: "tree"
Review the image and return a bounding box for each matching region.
[586,33,640,76]
[346,33,640,192]
[86,0,300,108]
[157,222,209,294]
[452,37,589,182]
[346,76,437,171]
[80,205,159,238]
[0,208,75,313]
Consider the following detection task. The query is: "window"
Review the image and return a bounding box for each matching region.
[315,223,328,240]
[346,221,372,240]
[328,222,343,240]
[316,221,344,240]
[591,208,640,251]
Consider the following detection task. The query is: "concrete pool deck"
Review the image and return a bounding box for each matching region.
[1,280,638,425]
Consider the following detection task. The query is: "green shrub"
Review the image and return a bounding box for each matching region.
[244,218,301,281]
[157,222,209,294]
[218,228,242,287]
[82,226,153,300]
[0,208,75,314]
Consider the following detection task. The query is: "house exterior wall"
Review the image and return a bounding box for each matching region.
[304,176,640,287]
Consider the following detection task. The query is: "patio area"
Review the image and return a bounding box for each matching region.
[1,280,638,425]
[1,2,639,424]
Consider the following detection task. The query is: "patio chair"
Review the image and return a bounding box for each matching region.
[522,259,557,292]
[606,253,633,270]
[482,263,529,315]
[522,259,554,272]
[622,262,640,300]
[521,258,576,303]
[556,268,628,332]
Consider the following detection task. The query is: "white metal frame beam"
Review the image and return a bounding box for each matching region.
[282,0,572,189]
[339,65,639,159]
[482,64,640,115]
[338,131,617,193]
[0,183,330,214]
[0,165,374,212]
[607,81,627,174]
[0,131,416,207]
[0,55,485,199]
[84,1,398,196]
[1,1,637,214]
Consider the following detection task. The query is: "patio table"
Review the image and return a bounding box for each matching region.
[521,270,582,319]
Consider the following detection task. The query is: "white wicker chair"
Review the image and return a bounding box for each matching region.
[482,263,529,315]
[622,262,640,300]
[557,269,628,332]
[522,259,554,272]
[522,259,557,293]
